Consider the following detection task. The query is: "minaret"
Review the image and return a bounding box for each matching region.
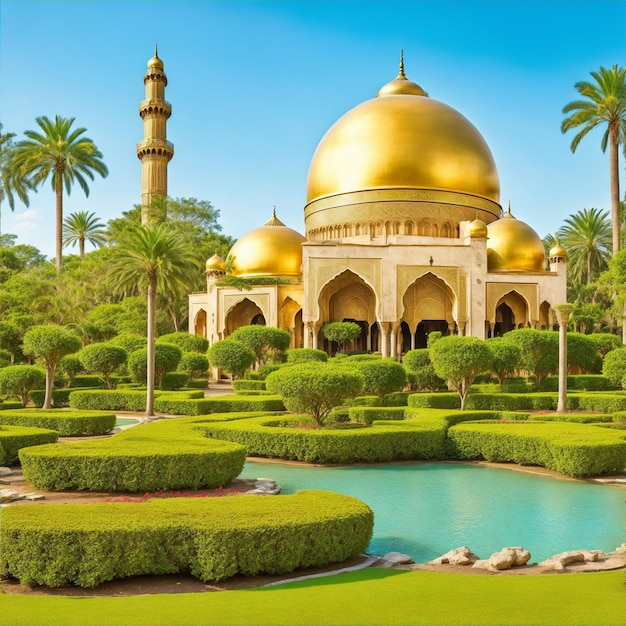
[136,46,173,225]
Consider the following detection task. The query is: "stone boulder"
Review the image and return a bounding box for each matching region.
[473,547,531,571]
[377,552,414,568]
[428,546,479,566]
[539,550,606,571]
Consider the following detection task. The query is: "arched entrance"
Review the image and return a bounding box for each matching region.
[493,291,528,336]
[279,297,304,349]
[401,272,456,349]
[194,309,207,337]
[225,298,266,336]
[317,270,377,354]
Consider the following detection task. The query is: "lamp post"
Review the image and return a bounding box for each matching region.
[555,304,574,413]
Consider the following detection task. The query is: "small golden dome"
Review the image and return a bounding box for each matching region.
[549,241,568,260]
[148,46,164,70]
[376,51,427,97]
[226,208,306,278]
[487,205,546,272]
[206,254,225,272]
[469,217,488,238]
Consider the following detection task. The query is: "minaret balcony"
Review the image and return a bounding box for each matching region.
[136,138,174,160]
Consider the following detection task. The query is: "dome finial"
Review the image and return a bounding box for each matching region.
[272,205,277,219]
[155,44,159,58]
[398,50,406,80]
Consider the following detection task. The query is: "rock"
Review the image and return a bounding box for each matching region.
[23,493,45,501]
[377,552,414,568]
[244,478,281,496]
[539,549,606,571]
[428,546,479,566]
[473,547,530,571]
[0,467,12,477]
[0,489,24,503]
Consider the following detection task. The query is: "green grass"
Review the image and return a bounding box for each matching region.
[1,568,624,625]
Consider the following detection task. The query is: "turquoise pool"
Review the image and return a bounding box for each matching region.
[240,461,625,563]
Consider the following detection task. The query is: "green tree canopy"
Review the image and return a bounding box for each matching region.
[79,342,127,389]
[207,339,256,379]
[229,325,291,366]
[486,338,521,387]
[62,210,107,259]
[504,329,559,386]
[266,363,364,427]
[108,224,200,416]
[12,115,108,270]
[22,324,81,408]
[429,336,492,410]
[355,359,406,405]
[561,65,626,254]
[157,331,209,353]
[0,365,45,407]
[322,321,362,353]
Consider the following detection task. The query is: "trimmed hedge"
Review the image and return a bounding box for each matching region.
[0,401,22,411]
[0,409,116,436]
[0,490,373,588]
[348,406,406,425]
[187,379,209,389]
[69,389,284,415]
[29,388,98,409]
[537,375,616,392]
[447,421,626,477]
[232,379,267,392]
[18,415,248,492]
[199,413,448,464]
[71,375,105,388]
[0,425,58,465]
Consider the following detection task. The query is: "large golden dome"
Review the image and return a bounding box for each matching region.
[226,209,306,278]
[487,205,546,272]
[304,58,501,239]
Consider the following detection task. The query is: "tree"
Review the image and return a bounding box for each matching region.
[107,224,200,416]
[179,352,210,380]
[486,338,521,387]
[402,348,445,392]
[229,325,292,366]
[586,333,622,360]
[356,359,406,405]
[265,363,364,427]
[128,343,182,389]
[0,124,33,233]
[62,210,107,259]
[556,208,611,286]
[22,325,81,408]
[602,346,626,388]
[429,336,491,410]
[561,65,626,254]
[79,343,127,389]
[157,331,209,353]
[207,339,256,379]
[322,321,362,353]
[566,332,598,373]
[286,348,328,364]
[504,329,559,386]
[58,354,84,386]
[0,365,45,407]
[11,116,108,271]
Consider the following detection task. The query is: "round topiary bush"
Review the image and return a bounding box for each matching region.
[286,348,328,365]
[266,362,364,427]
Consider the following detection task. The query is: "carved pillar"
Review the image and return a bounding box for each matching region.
[379,322,391,358]
[366,326,372,352]
[555,304,574,413]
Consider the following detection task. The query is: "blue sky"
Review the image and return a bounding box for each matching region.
[1,0,625,260]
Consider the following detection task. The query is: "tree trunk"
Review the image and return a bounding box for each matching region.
[55,181,63,271]
[43,364,55,409]
[146,277,156,417]
[609,126,621,255]
[79,235,85,259]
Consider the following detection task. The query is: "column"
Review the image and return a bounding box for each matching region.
[555,304,573,413]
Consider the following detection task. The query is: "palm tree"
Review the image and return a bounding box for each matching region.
[107,223,201,416]
[12,116,108,270]
[0,123,34,234]
[556,207,612,287]
[62,210,107,259]
[561,65,626,255]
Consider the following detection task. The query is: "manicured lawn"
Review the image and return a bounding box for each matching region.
[1,568,624,625]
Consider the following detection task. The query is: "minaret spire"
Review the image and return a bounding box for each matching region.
[136,48,173,225]
[398,49,406,79]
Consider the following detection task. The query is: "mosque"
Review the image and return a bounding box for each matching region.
[138,50,568,358]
